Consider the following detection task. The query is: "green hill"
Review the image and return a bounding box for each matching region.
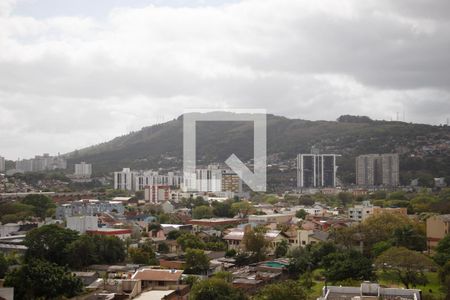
[66,113,450,188]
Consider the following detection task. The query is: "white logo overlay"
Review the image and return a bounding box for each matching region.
[183,109,267,192]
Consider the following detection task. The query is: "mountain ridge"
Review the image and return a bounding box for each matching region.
[66,113,450,187]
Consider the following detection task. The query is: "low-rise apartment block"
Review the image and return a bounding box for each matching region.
[56,199,125,219]
[348,201,407,222]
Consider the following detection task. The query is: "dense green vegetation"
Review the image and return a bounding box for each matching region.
[0,194,55,223]
[4,259,83,300]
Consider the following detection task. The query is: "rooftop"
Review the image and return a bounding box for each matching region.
[134,290,175,300]
[132,268,183,282]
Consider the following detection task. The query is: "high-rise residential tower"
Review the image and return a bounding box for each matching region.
[0,156,5,172]
[356,153,399,186]
[74,162,92,178]
[297,153,339,188]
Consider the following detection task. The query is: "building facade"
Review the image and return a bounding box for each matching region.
[318,282,421,300]
[114,168,183,192]
[56,200,125,219]
[15,153,67,173]
[221,171,243,193]
[114,168,137,191]
[426,214,450,250]
[67,215,98,233]
[183,164,223,192]
[0,156,5,172]
[74,162,92,178]
[356,153,399,186]
[144,185,171,204]
[297,154,339,188]
[348,200,407,222]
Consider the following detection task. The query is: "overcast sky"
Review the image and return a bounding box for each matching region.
[1,0,450,159]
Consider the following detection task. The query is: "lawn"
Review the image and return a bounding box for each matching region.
[378,271,446,300]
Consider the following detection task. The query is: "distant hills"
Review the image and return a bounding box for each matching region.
[66,113,450,188]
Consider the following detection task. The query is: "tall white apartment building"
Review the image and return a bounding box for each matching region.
[0,156,5,172]
[297,153,339,188]
[135,171,183,191]
[114,168,137,191]
[183,164,223,192]
[74,162,92,178]
[114,168,183,191]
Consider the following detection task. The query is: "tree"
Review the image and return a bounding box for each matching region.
[177,233,205,251]
[212,201,234,218]
[322,249,374,283]
[410,194,438,213]
[287,247,312,276]
[183,196,208,209]
[275,240,289,258]
[129,247,157,265]
[93,235,126,264]
[234,252,256,266]
[158,242,170,253]
[185,249,210,275]
[434,234,450,266]
[309,242,338,267]
[167,230,182,240]
[392,225,427,251]
[439,261,450,299]
[192,205,214,219]
[205,241,227,251]
[359,213,421,254]
[4,259,83,299]
[22,194,55,219]
[299,271,314,290]
[66,234,98,269]
[243,228,268,262]
[295,209,308,219]
[298,196,315,206]
[0,253,8,278]
[0,202,34,223]
[372,241,392,257]
[231,201,254,218]
[337,192,353,207]
[190,278,247,300]
[254,280,307,300]
[213,271,233,283]
[24,225,79,266]
[184,275,199,287]
[375,247,435,288]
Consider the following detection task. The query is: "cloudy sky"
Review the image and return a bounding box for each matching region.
[1,0,450,159]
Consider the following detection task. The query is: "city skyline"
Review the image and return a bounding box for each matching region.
[1,0,450,158]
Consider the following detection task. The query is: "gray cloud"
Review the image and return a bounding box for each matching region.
[0,0,450,159]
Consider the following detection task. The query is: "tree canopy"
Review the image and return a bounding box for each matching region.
[185,248,210,275]
[322,249,374,283]
[190,278,247,300]
[254,280,307,300]
[243,228,268,262]
[4,259,83,300]
[375,247,435,288]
